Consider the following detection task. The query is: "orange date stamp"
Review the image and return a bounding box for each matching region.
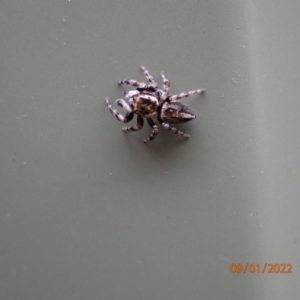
[230,263,293,274]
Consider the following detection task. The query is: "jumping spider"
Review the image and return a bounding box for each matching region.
[105,65,205,143]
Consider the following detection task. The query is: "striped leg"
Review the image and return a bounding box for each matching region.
[118,79,146,89]
[169,89,205,101]
[140,65,158,88]
[144,118,159,143]
[123,115,144,132]
[161,122,190,138]
[160,71,170,101]
[116,99,131,112]
[105,97,134,123]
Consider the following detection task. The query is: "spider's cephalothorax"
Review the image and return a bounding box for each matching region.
[105,65,205,143]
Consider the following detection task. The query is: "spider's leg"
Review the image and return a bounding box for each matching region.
[123,115,144,132]
[105,97,134,123]
[160,71,170,100]
[161,122,190,138]
[140,65,158,88]
[169,89,205,101]
[144,118,159,143]
[116,99,131,112]
[118,79,146,89]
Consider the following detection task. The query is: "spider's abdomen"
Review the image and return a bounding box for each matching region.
[131,94,159,118]
[160,101,196,124]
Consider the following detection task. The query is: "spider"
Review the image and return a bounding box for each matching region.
[105,65,205,143]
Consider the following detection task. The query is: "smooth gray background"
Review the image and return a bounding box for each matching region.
[1,1,300,299]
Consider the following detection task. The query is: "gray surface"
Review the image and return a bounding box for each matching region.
[1,0,300,299]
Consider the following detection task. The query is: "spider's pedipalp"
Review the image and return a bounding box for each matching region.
[122,115,144,132]
[140,65,158,88]
[169,89,205,102]
[105,97,134,123]
[123,90,140,99]
[143,118,159,143]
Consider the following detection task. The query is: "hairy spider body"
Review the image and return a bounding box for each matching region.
[105,65,205,143]
[128,92,159,118]
[159,99,196,124]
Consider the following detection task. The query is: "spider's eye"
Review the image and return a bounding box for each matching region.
[168,108,175,113]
